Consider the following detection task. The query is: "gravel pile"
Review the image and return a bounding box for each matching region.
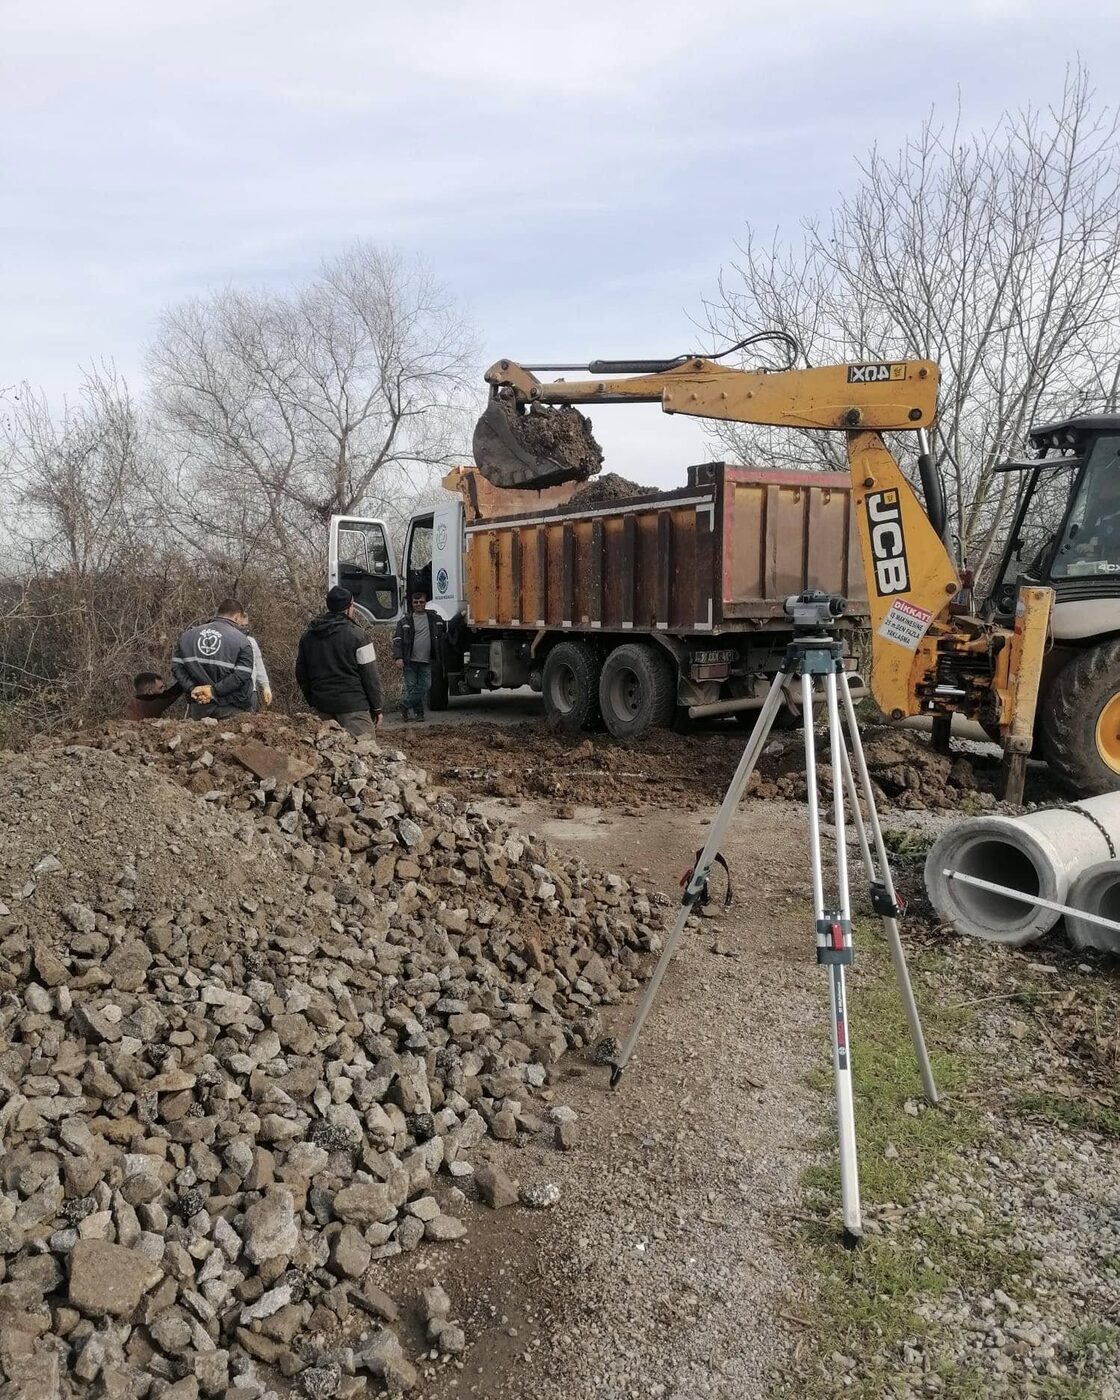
[0,718,662,1397]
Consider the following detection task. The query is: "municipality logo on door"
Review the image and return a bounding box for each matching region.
[197,627,222,657]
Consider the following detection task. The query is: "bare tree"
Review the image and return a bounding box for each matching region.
[148,243,475,607]
[0,368,200,732]
[705,66,1120,571]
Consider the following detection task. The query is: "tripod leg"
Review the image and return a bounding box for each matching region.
[608,668,791,1083]
[837,672,939,1105]
[821,670,862,1240]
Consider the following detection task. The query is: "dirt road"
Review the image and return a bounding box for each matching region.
[394,794,825,1400]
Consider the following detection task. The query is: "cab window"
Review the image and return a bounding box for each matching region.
[1051,435,1120,580]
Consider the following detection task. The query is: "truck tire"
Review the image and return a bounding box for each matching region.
[599,643,675,743]
[542,641,601,732]
[1041,640,1120,795]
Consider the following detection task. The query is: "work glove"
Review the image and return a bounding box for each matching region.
[262,687,273,707]
[191,684,214,705]
[394,659,403,670]
[374,711,383,729]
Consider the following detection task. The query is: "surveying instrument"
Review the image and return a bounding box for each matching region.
[608,589,939,1243]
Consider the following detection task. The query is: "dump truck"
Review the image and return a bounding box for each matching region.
[328,458,869,739]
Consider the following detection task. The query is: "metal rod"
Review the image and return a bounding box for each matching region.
[942,869,1120,933]
[608,668,790,1081]
[687,683,867,721]
[802,674,826,920]
[821,668,861,1237]
[839,672,939,1104]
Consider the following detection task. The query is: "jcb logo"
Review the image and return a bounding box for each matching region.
[866,490,910,595]
[847,362,905,384]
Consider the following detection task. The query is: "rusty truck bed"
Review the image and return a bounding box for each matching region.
[464,461,868,635]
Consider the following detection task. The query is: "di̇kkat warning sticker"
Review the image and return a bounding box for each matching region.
[877,598,934,651]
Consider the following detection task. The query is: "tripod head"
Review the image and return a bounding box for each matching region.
[784,589,847,632]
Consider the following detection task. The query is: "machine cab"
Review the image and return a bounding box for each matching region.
[327,501,466,626]
[990,418,1120,639]
[328,516,402,624]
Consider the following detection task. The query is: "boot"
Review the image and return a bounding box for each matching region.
[399,705,411,723]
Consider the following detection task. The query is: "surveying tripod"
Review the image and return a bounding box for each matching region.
[609,591,938,1242]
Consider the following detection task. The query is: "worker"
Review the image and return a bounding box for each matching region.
[295,585,384,739]
[392,589,446,721]
[171,598,256,720]
[126,672,183,721]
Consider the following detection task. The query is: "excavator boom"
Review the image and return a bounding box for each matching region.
[475,355,940,488]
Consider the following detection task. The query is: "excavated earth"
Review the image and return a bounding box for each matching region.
[0,717,665,1398]
[417,721,1022,814]
[568,473,653,506]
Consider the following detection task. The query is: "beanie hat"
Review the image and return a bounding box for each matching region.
[326,585,354,614]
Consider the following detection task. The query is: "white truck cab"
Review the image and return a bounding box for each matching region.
[327,501,466,627]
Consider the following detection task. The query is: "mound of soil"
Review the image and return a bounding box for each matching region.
[405,722,1012,813]
[569,473,654,506]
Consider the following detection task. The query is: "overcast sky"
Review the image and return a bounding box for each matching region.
[3,1,1119,487]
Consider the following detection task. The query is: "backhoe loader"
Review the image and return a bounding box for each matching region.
[472,349,1062,801]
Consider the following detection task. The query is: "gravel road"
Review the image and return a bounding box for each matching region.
[418,797,825,1400]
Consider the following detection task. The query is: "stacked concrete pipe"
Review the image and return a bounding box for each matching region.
[1066,861,1120,954]
[924,795,1120,945]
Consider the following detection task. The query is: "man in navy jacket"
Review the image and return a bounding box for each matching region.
[172,599,256,720]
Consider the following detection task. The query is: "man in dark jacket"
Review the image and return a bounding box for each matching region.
[391,590,446,722]
[172,599,256,719]
[296,586,384,739]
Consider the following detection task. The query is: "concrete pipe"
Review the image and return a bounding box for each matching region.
[924,794,1120,945]
[1066,861,1120,954]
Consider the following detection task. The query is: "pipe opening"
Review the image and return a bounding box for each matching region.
[1093,881,1120,924]
[954,839,1041,928]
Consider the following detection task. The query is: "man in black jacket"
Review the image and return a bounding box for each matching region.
[295,586,383,739]
[172,599,256,719]
[391,589,446,722]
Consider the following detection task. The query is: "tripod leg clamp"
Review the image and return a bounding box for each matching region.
[816,913,853,966]
[869,881,905,919]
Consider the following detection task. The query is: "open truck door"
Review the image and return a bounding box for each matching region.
[328,516,403,625]
[403,500,465,624]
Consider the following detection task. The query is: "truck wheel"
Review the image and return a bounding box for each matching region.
[599,643,675,743]
[542,641,601,732]
[1042,640,1120,795]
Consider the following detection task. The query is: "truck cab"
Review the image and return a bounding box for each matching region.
[328,500,471,711]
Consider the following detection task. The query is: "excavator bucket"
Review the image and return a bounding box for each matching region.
[472,395,604,490]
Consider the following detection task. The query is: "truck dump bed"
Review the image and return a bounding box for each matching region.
[464,462,868,634]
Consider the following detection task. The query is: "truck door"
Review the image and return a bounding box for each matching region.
[328,516,402,624]
[403,502,465,623]
[431,500,465,622]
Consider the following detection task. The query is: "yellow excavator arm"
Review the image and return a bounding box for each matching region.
[477,354,1052,795]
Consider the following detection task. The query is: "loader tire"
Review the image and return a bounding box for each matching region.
[542,641,601,733]
[1041,640,1120,796]
[599,643,675,744]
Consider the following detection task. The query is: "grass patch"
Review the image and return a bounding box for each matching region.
[1016,1089,1120,1139]
[1068,1320,1118,1357]
[793,924,1032,1397]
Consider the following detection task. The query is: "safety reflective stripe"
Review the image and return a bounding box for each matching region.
[179,656,254,672]
[356,643,377,664]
